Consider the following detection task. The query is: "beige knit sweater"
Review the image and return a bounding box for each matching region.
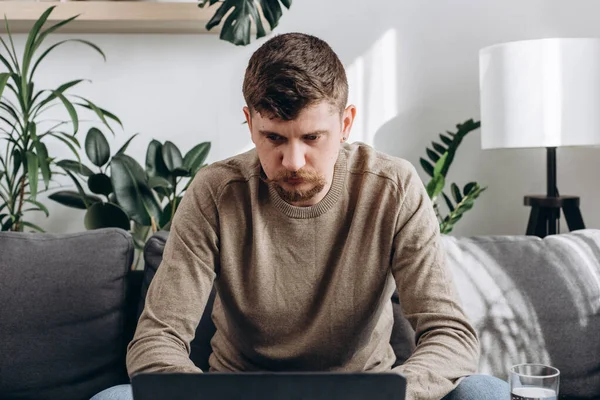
[126,143,479,400]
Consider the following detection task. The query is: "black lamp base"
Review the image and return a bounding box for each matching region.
[524,195,585,238]
[524,146,585,238]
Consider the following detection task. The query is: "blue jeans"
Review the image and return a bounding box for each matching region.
[90,374,508,400]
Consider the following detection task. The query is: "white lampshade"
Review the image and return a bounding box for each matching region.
[479,38,600,149]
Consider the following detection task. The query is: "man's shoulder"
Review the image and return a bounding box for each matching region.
[191,148,260,194]
[343,142,418,187]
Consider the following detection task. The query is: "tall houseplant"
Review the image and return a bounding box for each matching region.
[0,6,120,231]
[420,119,486,234]
[49,127,211,250]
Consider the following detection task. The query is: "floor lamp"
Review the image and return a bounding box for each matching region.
[479,38,600,238]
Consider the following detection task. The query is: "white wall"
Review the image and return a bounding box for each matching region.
[12,0,600,236]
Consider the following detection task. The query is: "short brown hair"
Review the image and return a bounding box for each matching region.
[242,32,348,120]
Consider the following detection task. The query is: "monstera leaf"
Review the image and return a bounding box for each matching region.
[199,0,292,46]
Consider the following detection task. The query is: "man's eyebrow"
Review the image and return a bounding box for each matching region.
[258,129,329,136]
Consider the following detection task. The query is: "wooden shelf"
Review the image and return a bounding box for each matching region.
[0,1,224,34]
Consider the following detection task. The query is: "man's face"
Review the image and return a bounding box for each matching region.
[244,101,356,207]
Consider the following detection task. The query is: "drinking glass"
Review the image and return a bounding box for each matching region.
[509,363,560,400]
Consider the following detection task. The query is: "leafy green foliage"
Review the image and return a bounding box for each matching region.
[420,119,487,234]
[49,127,211,248]
[199,0,292,46]
[0,7,120,232]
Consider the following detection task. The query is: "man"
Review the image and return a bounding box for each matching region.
[92,33,508,400]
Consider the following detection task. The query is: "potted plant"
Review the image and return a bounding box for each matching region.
[420,119,487,234]
[199,0,292,46]
[49,127,211,255]
[0,6,120,231]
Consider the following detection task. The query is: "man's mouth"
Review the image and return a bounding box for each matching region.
[285,178,304,184]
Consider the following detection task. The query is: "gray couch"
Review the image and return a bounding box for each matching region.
[1,227,598,399]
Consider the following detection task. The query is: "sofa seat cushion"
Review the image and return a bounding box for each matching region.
[443,229,600,399]
[0,228,134,400]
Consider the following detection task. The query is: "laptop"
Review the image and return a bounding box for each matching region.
[131,372,406,400]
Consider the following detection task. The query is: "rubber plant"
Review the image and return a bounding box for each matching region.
[199,0,292,46]
[49,127,211,250]
[420,119,487,234]
[0,6,120,232]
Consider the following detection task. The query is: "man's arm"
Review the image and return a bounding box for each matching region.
[126,173,219,376]
[390,165,480,400]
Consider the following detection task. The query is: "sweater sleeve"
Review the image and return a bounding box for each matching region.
[390,165,480,400]
[126,171,220,377]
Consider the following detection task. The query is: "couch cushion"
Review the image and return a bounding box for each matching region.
[0,228,134,400]
[444,229,600,399]
[140,231,416,371]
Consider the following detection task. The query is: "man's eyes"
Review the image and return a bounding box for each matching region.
[265,135,321,142]
[266,134,284,142]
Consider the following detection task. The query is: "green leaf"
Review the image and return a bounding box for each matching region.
[258,0,291,30]
[21,7,56,97]
[419,158,434,177]
[88,173,113,196]
[24,198,49,217]
[64,169,91,208]
[85,127,110,167]
[148,176,172,190]
[110,154,161,226]
[0,73,9,99]
[0,169,4,181]
[160,196,182,228]
[451,183,462,203]
[161,141,183,172]
[426,175,445,200]
[32,15,80,60]
[145,140,170,179]
[204,0,290,46]
[433,152,447,177]
[183,142,211,174]
[21,221,45,232]
[426,148,440,162]
[34,141,51,189]
[25,151,39,201]
[12,149,22,176]
[48,132,82,163]
[84,202,130,230]
[31,39,105,80]
[442,192,455,212]
[440,134,453,146]
[74,98,121,134]
[464,182,477,195]
[116,133,139,155]
[49,190,101,210]
[56,159,94,177]
[53,91,79,134]
[172,167,189,177]
[431,141,446,155]
[33,80,86,116]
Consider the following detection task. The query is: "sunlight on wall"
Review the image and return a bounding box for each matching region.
[346,28,398,146]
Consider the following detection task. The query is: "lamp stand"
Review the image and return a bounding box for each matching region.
[524,147,585,238]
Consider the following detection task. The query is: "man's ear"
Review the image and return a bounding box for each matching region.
[243,106,253,131]
[341,105,356,142]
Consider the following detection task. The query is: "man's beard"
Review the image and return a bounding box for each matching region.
[263,169,327,204]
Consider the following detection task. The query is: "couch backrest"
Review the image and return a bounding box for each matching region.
[443,229,600,399]
[0,228,136,400]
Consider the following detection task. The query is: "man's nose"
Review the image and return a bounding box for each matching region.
[281,144,306,172]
